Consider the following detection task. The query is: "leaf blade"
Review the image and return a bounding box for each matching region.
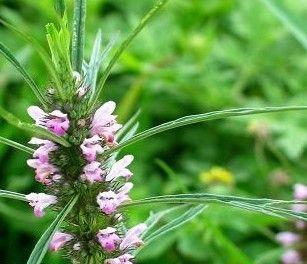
[89,0,170,110]
[26,195,78,264]
[0,42,47,107]
[72,0,87,72]
[103,106,307,156]
[0,136,34,154]
[0,190,27,201]
[0,106,70,147]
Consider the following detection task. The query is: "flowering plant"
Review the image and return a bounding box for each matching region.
[0,1,307,264]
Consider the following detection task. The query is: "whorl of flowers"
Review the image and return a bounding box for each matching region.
[276,184,307,264]
[25,81,146,263]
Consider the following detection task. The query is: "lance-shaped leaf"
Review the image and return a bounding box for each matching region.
[0,42,47,108]
[0,19,62,95]
[89,0,170,110]
[26,195,78,264]
[122,193,307,222]
[54,0,66,17]
[259,0,307,50]
[72,0,87,72]
[0,106,70,147]
[0,190,27,201]
[143,205,206,245]
[102,106,307,157]
[0,136,34,154]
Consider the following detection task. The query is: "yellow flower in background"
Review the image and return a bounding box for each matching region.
[199,166,235,186]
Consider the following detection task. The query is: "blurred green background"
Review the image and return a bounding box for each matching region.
[0,0,307,263]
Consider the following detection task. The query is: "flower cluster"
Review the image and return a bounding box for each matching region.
[25,98,146,263]
[276,184,307,264]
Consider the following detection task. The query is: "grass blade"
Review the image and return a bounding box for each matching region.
[102,106,307,157]
[89,0,170,110]
[72,0,87,72]
[259,0,307,50]
[26,195,78,264]
[0,42,47,108]
[0,190,27,201]
[54,0,65,17]
[0,136,34,154]
[0,106,70,147]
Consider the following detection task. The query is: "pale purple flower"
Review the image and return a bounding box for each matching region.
[80,135,104,162]
[295,221,306,229]
[119,223,147,250]
[28,106,69,136]
[97,227,121,252]
[281,250,302,264]
[49,231,73,251]
[294,184,307,200]
[292,204,307,213]
[276,232,300,246]
[26,193,57,217]
[90,101,122,144]
[104,254,134,264]
[27,159,58,185]
[105,155,134,182]
[97,182,133,215]
[82,161,104,183]
[29,137,57,163]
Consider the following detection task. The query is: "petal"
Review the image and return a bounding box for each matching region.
[27,106,47,122]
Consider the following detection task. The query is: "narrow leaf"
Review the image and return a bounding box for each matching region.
[0,190,27,201]
[54,0,66,17]
[144,205,206,244]
[89,0,170,109]
[0,42,47,107]
[0,19,63,94]
[259,0,307,50]
[27,195,78,264]
[72,0,87,72]
[102,106,307,157]
[122,193,307,221]
[0,106,70,147]
[0,136,34,154]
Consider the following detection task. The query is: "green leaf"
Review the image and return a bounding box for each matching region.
[26,195,78,264]
[122,193,307,222]
[0,106,70,147]
[0,41,47,108]
[143,205,206,246]
[72,0,87,72]
[102,106,307,157]
[116,110,140,142]
[259,0,307,49]
[89,0,170,110]
[0,19,63,95]
[0,136,34,154]
[0,190,27,201]
[54,0,65,17]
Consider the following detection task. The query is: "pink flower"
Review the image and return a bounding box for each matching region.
[292,204,307,213]
[105,155,134,182]
[26,193,57,217]
[82,161,104,183]
[80,135,104,162]
[49,231,73,251]
[276,232,300,246]
[29,137,57,163]
[294,184,307,200]
[90,101,122,144]
[97,183,133,215]
[104,254,134,264]
[97,227,121,252]
[28,106,69,136]
[281,250,302,264]
[27,159,58,185]
[119,223,147,250]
